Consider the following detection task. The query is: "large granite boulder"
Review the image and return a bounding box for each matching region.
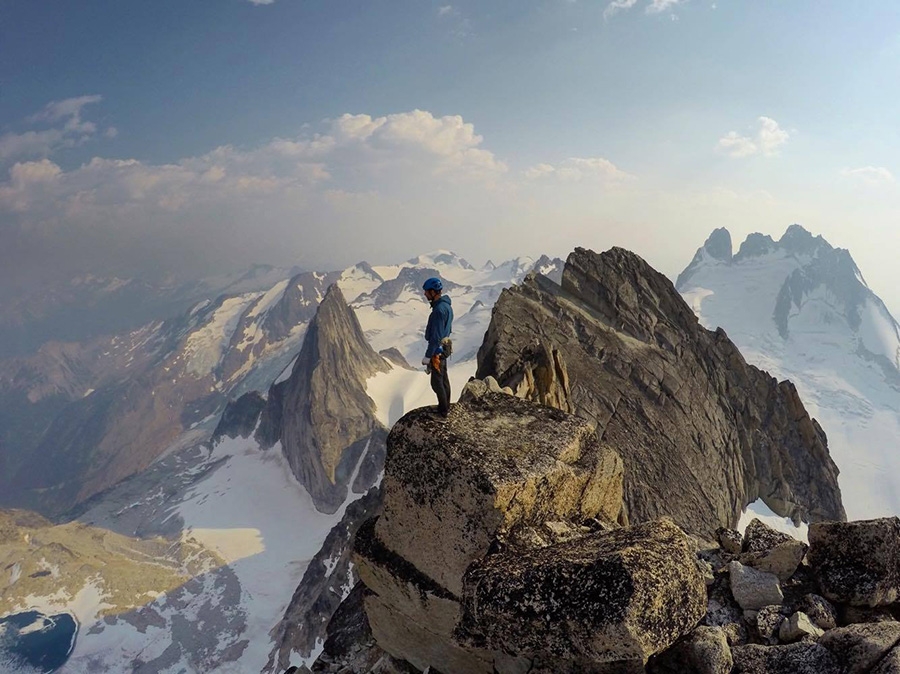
[648,625,733,674]
[461,518,707,665]
[476,247,845,536]
[374,393,624,597]
[731,643,841,673]
[807,518,900,607]
[818,622,900,674]
[729,561,784,611]
[739,519,808,582]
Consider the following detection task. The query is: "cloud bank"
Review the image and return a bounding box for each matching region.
[0,108,549,289]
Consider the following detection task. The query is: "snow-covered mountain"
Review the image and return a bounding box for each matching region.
[678,225,900,520]
[0,264,303,361]
[0,250,564,673]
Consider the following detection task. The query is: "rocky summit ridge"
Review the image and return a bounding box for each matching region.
[477,246,845,536]
[301,244,860,674]
[311,387,900,674]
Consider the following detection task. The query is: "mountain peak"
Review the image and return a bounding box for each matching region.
[405,250,474,270]
[263,282,390,513]
[704,227,733,262]
[674,227,733,289]
[778,223,828,257]
[479,245,844,536]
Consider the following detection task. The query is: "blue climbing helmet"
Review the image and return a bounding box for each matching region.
[422,277,443,292]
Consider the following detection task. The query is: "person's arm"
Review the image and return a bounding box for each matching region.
[424,308,444,358]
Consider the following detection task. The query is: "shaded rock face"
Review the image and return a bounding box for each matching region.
[378,347,414,370]
[461,518,707,664]
[476,246,845,536]
[488,340,573,413]
[259,284,390,513]
[351,394,707,672]
[265,488,382,674]
[808,518,900,607]
[212,391,267,441]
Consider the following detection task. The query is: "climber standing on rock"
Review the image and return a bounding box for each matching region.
[422,276,454,418]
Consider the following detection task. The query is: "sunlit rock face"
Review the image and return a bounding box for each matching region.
[477,246,845,537]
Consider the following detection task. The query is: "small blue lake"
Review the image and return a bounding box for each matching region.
[0,611,77,673]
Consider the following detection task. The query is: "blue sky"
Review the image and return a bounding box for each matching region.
[2,0,900,312]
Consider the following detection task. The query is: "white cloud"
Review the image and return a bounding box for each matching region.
[438,5,454,17]
[0,129,66,162]
[604,0,639,18]
[605,0,683,18]
[525,156,634,183]
[1,95,106,161]
[716,131,758,158]
[756,116,789,155]
[646,0,683,13]
[841,166,895,184]
[717,117,789,158]
[247,0,275,5]
[329,110,506,177]
[28,95,103,124]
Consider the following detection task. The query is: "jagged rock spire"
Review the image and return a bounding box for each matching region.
[260,283,390,513]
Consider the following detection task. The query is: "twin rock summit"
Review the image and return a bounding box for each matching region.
[215,239,900,673]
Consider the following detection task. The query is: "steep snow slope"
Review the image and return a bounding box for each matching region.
[55,436,358,674]
[679,226,900,519]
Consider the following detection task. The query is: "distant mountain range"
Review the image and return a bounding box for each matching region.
[3,228,900,673]
[677,224,900,519]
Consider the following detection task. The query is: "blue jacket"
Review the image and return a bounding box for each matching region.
[424,294,453,357]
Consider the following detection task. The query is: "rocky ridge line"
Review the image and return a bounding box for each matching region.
[476,246,845,536]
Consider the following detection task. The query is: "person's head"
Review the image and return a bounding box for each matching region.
[423,276,442,302]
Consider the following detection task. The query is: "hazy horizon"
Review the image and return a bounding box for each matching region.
[3,1,900,316]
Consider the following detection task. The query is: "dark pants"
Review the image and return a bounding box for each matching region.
[430,357,451,416]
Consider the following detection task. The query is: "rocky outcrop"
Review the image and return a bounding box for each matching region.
[265,488,382,674]
[350,394,708,673]
[477,247,845,536]
[378,348,414,370]
[461,518,707,665]
[312,388,898,673]
[212,391,267,441]
[484,340,573,413]
[259,284,390,513]
[808,518,900,607]
[374,393,624,595]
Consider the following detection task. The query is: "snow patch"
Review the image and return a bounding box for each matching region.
[171,436,352,672]
[366,359,477,428]
[183,294,261,378]
[738,500,809,543]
